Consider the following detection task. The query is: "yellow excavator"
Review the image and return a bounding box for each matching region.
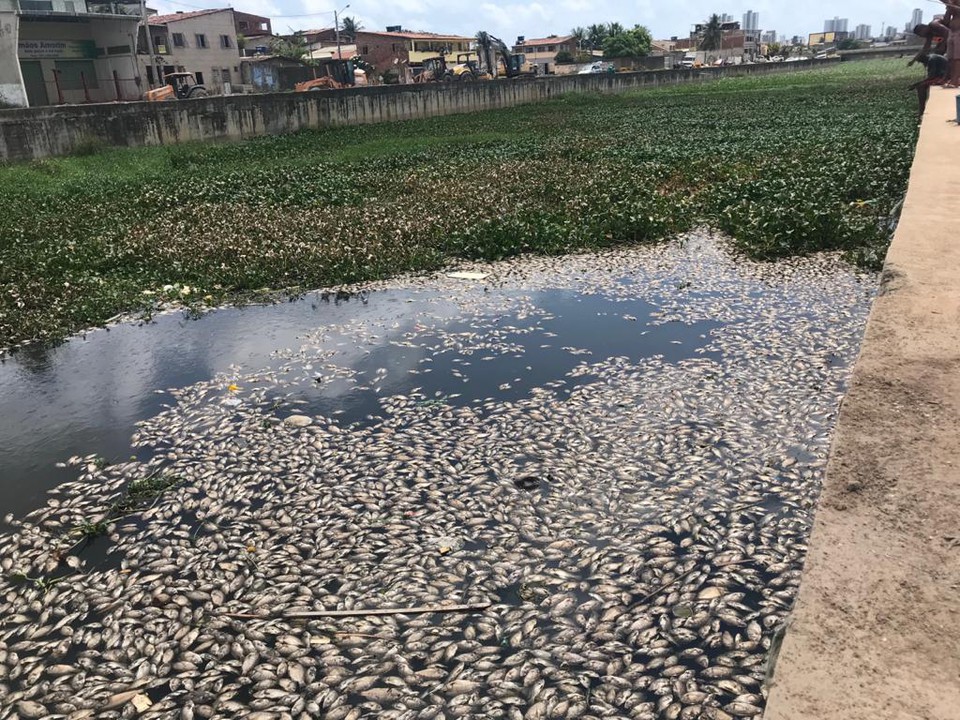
[144,72,209,101]
[475,32,538,79]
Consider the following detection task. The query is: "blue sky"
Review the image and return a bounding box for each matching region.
[152,0,941,41]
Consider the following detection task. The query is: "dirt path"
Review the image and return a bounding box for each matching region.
[764,88,960,718]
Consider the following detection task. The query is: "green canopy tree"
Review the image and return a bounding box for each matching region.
[586,23,608,50]
[700,14,723,51]
[602,25,652,59]
[270,34,308,61]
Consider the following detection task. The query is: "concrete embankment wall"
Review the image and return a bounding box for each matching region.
[0,59,837,162]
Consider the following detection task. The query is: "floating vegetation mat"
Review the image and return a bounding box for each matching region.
[0,236,876,719]
[0,60,914,349]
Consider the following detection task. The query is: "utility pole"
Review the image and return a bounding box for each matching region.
[140,0,161,88]
[334,4,350,59]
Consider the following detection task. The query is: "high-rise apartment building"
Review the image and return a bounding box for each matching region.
[824,17,849,33]
[743,10,759,31]
[911,8,923,29]
[854,24,872,41]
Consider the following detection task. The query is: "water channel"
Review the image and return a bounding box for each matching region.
[0,237,877,719]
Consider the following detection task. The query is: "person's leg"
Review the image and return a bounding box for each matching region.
[918,84,931,118]
[950,33,960,86]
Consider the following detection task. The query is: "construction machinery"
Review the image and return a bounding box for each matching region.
[474,32,538,78]
[413,55,452,83]
[295,59,355,91]
[144,72,209,101]
[295,76,345,91]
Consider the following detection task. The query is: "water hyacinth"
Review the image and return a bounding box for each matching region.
[0,60,915,350]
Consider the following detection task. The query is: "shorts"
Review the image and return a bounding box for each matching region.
[948,30,960,60]
[928,53,949,80]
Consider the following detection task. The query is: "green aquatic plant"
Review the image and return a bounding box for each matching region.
[0,60,917,349]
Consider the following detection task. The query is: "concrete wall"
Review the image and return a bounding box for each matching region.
[0,3,26,107]
[0,58,839,161]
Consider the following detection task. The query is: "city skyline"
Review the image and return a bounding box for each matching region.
[145,0,937,44]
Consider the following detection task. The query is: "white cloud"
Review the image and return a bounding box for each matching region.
[149,0,933,42]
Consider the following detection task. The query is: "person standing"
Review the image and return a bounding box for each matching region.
[940,1,960,87]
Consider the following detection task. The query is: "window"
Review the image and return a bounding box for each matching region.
[362,45,369,54]
[259,22,268,31]
[194,71,204,84]
[239,21,248,30]
[172,33,185,47]
[220,34,232,49]
[220,68,231,83]
[547,45,555,52]
[19,0,53,11]
[195,33,208,49]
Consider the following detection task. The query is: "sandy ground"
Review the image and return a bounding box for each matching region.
[763,88,960,718]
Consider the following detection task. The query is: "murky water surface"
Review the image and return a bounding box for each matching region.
[0,288,717,521]
[0,237,878,720]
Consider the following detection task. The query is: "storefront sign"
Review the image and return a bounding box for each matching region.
[17,39,97,59]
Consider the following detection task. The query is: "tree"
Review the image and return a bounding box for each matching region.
[700,14,723,51]
[340,16,362,42]
[587,23,608,50]
[607,22,625,37]
[837,38,862,50]
[602,25,652,59]
[555,49,576,64]
[270,34,307,61]
[570,26,586,50]
[766,42,783,57]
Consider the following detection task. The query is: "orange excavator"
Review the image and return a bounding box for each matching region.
[294,76,345,91]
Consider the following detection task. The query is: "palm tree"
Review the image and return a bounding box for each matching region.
[340,16,362,42]
[571,26,586,51]
[700,14,723,51]
[607,22,625,37]
[587,23,607,50]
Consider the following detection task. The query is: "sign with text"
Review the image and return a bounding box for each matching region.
[18,39,97,59]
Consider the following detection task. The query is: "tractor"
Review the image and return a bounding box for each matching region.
[144,72,209,101]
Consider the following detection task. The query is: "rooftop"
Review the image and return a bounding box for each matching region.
[517,35,575,46]
[147,8,230,25]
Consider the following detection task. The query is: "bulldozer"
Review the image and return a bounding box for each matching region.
[144,72,209,101]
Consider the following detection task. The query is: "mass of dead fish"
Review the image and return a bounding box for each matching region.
[0,236,877,719]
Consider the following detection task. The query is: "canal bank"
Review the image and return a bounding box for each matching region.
[765,89,960,718]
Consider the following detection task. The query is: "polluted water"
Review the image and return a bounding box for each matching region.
[0,234,877,719]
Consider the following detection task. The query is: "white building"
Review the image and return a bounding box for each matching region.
[141,9,242,93]
[884,25,898,40]
[742,10,758,32]
[854,24,871,41]
[761,30,776,44]
[0,0,141,107]
[911,8,923,29]
[824,17,849,33]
